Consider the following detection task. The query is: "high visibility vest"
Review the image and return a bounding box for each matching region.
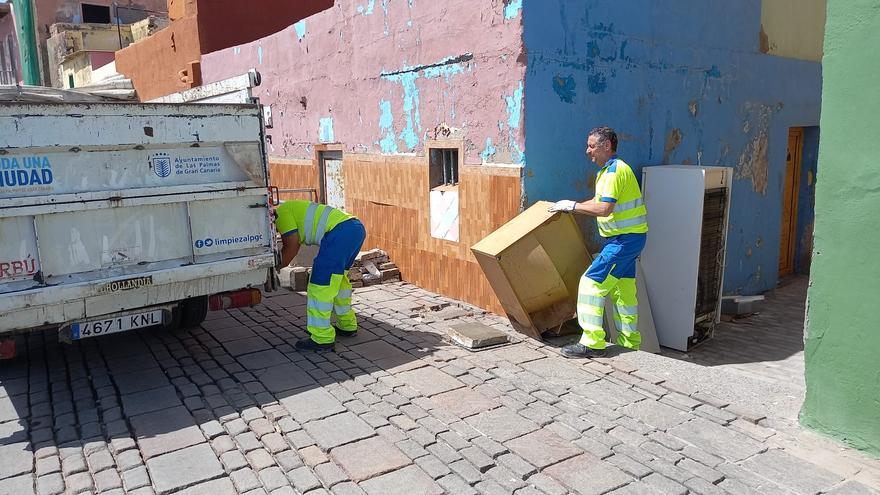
[595,158,649,237]
[275,200,354,246]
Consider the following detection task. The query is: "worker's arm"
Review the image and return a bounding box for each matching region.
[573,197,615,217]
[549,197,615,217]
[279,234,301,268]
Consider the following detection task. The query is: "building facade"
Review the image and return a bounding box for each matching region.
[4,0,168,86]
[165,0,823,312]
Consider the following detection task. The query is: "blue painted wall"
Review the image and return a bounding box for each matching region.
[796,126,820,274]
[521,0,822,295]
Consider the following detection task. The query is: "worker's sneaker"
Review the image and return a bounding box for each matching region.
[334,326,358,338]
[561,343,607,359]
[295,338,335,353]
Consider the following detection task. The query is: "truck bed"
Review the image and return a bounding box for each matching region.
[0,102,276,332]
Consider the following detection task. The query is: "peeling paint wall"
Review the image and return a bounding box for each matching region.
[795,126,819,274]
[201,0,526,311]
[201,0,526,166]
[522,0,822,295]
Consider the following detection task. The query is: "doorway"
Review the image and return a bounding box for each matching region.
[779,127,804,278]
[318,150,345,210]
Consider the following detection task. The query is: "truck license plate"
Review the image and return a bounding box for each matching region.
[70,309,165,340]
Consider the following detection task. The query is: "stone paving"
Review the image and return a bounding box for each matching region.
[1,281,878,495]
[552,276,810,431]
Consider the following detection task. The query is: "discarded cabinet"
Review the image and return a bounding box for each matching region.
[471,201,591,340]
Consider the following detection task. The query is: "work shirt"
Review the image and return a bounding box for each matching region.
[275,200,354,246]
[595,156,649,237]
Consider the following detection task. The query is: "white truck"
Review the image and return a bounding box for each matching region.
[0,84,279,358]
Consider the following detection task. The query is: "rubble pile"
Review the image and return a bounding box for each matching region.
[279,249,401,291]
[349,249,401,288]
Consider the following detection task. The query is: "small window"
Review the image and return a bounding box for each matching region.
[81,3,112,24]
[429,148,459,189]
[68,74,75,88]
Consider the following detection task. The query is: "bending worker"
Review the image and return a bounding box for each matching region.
[549,126,649,358]
[275,200,366,352]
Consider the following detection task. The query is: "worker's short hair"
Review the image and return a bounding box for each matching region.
[589,126,618,152]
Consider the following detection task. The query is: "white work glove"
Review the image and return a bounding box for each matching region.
[548,200,577,212]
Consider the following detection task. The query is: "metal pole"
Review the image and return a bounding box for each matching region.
[10,0,40,85]
[114,3,123,50]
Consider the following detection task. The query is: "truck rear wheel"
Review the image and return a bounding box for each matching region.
[179,296,209,329]
[166,296,209,332]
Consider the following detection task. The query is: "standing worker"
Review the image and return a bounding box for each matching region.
[275,200,366,352]
[548,127,649,358]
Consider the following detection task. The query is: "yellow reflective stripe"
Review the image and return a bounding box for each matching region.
[616,305,638,316]
[579,313,604,328]
[600,214,647,230]
[617,322,638,333]
[314,206,333,244]
[616,197,644,211]
[308,315,331,327]
[334,305,352,314]
[303,203,319,244]
[308,299,334,312]
[578,294,605,308]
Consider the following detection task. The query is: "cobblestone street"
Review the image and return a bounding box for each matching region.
[1,282,878,495]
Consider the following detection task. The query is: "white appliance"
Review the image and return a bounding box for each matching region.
[640,166,733,351]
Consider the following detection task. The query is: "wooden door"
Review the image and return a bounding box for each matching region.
[779,128,803,278]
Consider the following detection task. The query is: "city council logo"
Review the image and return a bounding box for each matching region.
[150,153,172,178]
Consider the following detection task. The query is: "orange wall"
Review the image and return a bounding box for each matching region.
[269,155,522,314]
[167,0,196,21]
[115,15,201,100]
[118,0,333,100]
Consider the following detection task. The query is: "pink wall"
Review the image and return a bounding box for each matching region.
[89,51,115,69]
[200,0,526,166]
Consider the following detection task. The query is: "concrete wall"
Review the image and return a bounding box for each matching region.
[47,23,135,87]
[761,0,826,62]
[521,0,823,295]
[200,0,526,311]
[801,0,880,457]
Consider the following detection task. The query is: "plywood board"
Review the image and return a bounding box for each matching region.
[472,201,557,256]
[499,234,570,313]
